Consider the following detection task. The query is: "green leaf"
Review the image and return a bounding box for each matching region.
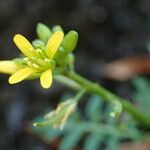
[83,133,103,150]
[59,128,84,150]
[106,136,119,150]
[44,128,63,142]
[85,95,103,121]
[104,105,117,125]
[132,77,150,114]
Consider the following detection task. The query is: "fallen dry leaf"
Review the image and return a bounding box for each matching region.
[103,55,150,81]
[119,140,150,150]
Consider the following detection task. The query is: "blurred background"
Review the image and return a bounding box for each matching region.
[0,0,150,150]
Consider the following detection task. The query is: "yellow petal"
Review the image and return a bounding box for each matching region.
[40,69,52,89]
[46,31,64,58]
[9,67,36,84]
[0,60,21,74]
[13,34,35,58]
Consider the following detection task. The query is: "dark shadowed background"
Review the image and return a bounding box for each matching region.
[0,0,150,149]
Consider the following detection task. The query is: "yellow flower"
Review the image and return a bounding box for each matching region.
[0,61,22,74]
[1,31,64,89]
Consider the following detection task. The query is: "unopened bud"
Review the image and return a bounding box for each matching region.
[52,25,63,33]
[65,53,75,65]
[62,30,78,54]
[110,100,122,117]
[36,23,52,42]
[32,39,45,49]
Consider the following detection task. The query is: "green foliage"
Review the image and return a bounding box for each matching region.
[31,94,141,150]
[59,127,84,150]
[132,77,150,115]
[83,133,103,150]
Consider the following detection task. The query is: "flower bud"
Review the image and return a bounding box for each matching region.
[54,46,66,61]
[62,30,78,55]
[65,53,75,65]
[36,23,52,42]
[52,25,63,33]
[110,100,122,117]
[32,39,45,49]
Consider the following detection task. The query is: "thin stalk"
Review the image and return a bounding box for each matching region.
[74,88,86,102]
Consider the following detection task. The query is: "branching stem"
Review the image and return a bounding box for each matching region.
[61,71,150,128]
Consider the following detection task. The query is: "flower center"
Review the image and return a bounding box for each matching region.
[23,48,55,71]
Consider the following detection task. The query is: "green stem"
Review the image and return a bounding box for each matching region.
[74,88,86,102]
[54,75,81,90]
[65,71,150,128]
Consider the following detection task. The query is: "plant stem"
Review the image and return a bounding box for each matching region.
[74,88,86,102]
[65,71,150,128]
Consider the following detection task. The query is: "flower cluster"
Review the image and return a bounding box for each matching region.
[9,31,64,88]
[0,23,78,89]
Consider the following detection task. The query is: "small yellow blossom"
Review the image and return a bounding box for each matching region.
[0,31,64,89]
[0,61,21,74]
